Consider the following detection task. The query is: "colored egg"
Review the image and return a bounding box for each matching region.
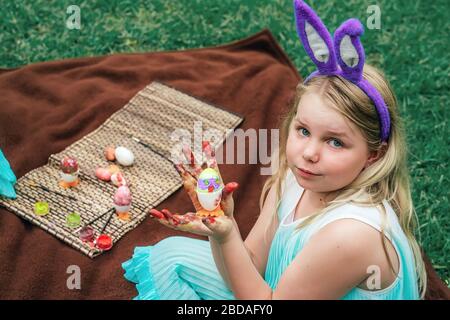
[95,167,111,181]
[60,156,78,174]
[114,185,132,206]
[104,146,116,161]
[196,168,223,211]
[197,188,223,211]
[115,147,135,166]
[197,168,222,193]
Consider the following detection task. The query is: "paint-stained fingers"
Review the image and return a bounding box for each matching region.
[201,215,234,239]
[174,163,199,193]
[185,186,203,212]
[174,163,196,180]
[149,208,178,229]
[203,142,238,199]
[181,212,197,223]
[220,182,239,217]
[202,140,225,187]
[169,212,214,236]
[182,144,203,178]
[150,208,175,223]
[150,208,215,236]
[202,140,219,172]
[174,163,203,211]
[149,208,164,219]
[160,209,184,225]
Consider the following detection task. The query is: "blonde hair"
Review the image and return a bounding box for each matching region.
[260,64,426,298]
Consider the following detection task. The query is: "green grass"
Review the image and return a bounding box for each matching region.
[1,0,448,286]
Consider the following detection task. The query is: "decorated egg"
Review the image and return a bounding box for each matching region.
[115,147,135,166]
[60,156,78,174]
[114,185,132,206]
[113,185,132,213]
[60,156,80,185]
[196,168,223,211]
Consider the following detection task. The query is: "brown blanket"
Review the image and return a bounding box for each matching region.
[0,29,448,300]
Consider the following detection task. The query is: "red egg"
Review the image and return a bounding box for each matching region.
[60,156,78,174]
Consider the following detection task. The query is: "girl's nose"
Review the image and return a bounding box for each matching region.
[302,140,320,163]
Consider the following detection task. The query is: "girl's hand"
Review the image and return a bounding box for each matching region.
[172,141,238,218]
[149,208,234,242]
[149,140,238,241]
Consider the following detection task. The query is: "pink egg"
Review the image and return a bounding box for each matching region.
[95,167,111,181]
[114,185,132,206]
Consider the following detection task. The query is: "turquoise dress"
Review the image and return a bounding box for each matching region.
[0,149,17,199]
[122,169,420,300]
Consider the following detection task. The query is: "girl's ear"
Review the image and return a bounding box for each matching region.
[333,18,365,82]
[293,0,338,77]
[364,142,388,169]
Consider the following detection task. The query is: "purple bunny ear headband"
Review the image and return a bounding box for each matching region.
[294,0,390,142]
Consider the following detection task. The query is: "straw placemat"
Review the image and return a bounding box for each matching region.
[0,81,244,258]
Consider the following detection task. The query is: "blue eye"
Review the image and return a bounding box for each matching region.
[329,139,343,148]
[298,127,310,137]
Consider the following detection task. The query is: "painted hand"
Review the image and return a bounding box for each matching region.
[149,208,234,241]
[148,141,238,241]
[172,140,238,218]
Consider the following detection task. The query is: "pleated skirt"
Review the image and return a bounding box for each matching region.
[122,236,236,300]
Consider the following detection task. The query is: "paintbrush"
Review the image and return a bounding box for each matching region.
[27,180,101,208]
[27,180,78,201]
[131,136,174,164]
[98,207,115,235]
[73,207,115,233]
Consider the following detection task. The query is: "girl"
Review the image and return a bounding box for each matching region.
[122,0,426,299]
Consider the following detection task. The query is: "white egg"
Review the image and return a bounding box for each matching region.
[196,188,223,211]
[115,146,135,166]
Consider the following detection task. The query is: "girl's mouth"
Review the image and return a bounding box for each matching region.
[296,167,321,178]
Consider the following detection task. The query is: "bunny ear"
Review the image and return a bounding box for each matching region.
[333,18,365,82]
[293,0,338,77]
